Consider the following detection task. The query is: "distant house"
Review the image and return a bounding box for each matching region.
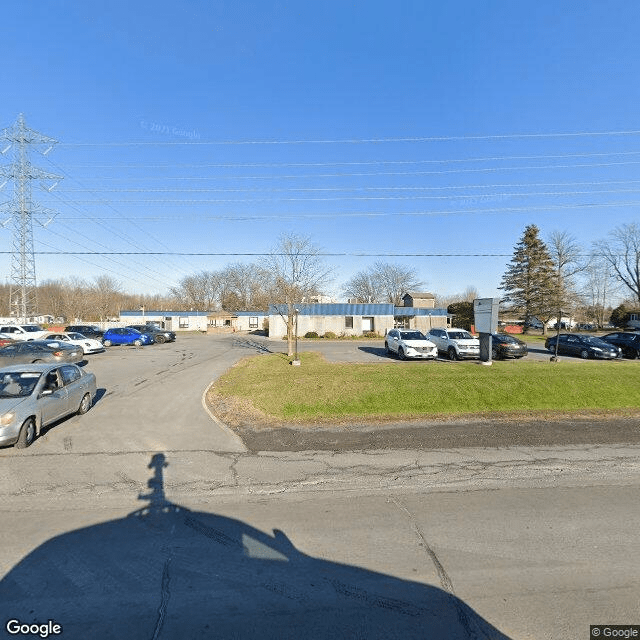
[402,292,436,309]
[628,312,640,329]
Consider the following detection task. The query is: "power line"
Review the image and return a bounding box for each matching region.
[49,200,640,221]
[59,149,640,169]
[58,128,640,146]
[54,160,640,181]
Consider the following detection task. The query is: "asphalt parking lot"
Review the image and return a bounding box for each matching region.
[282,336,620,364]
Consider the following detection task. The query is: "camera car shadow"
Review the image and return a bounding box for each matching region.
[0,453,511,640]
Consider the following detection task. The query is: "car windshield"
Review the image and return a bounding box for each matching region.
[581,336,610,346]
[400,331,426,340]
[449,331,473,340]
[21,326,42,332]
[67,333,85,340]
[495,334,519,343]
[0,372,41,398]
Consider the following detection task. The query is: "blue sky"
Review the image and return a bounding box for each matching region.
[2,1,640,301]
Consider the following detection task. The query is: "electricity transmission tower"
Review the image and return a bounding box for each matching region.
[0,114,62,322]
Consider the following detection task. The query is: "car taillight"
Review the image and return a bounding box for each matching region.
[52,350,64,356]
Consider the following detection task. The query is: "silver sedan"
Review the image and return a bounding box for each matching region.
[0,363,97,448]
[0,340,84,366]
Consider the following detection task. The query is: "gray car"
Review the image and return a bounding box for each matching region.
[0,340,84,366]
[0,363,97,448]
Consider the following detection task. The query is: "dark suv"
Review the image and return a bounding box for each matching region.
[599,331,640,359]
[126,324,176,344]
[64,325,104,340]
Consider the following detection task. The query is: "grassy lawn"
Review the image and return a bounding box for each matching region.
[211,352,640,424]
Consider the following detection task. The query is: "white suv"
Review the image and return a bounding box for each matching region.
[385,329,438,360]
[426,327,480,360]
[0,324,49,341]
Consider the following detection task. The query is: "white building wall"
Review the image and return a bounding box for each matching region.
[268,313,395,339]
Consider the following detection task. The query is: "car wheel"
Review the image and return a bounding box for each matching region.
[580,349,589,359]
[154,335,166,344]
[448,347,458,361]
[77,393,92,415]
[491,347,499,360]
[384,341,391,355]
[15,417,36,449]
[133,339,143,346]
[398,347,406,360]
[103,339,112,347]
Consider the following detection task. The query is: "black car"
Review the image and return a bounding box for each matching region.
[64,325,104,340]
[490,333,527,359]
[544,334,621,359]
[126,325,176,344]
[599,332,640,359]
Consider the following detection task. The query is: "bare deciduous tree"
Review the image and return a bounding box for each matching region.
[343,262,423,305]
[169,270,224,311]
[90,275,123,320]
[595,222,640,304]
[262,234,332,357]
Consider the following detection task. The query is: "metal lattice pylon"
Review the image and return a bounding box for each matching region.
[0,114,62,322]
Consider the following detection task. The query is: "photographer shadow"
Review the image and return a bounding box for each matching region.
[0,453,511,640]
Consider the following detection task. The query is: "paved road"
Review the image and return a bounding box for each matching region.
[0,334,638,640]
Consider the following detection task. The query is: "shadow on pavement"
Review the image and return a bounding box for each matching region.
[357,345,392,359]
[0,453,511,640]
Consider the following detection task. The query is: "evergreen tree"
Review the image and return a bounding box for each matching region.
[500,225,558,333]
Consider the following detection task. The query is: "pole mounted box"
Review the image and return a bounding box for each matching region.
[473,298,500,334]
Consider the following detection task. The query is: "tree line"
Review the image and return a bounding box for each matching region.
[499,222,640,334]
[2,224,638,340]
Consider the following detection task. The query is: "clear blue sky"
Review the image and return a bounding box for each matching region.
[2,1,640,301]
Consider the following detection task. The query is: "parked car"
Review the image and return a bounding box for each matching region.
[599,331,640,359]
[126,324,176,344]
[490,333,528,359]
[0,324,49,341]
[384,329,438,360]
[43,332,105,355]
[426,327,480,360]
[0,363,96,448]
[0,334,17,347]
[64,325,105,340]
[102,327,153,347]
[0,340,84,366]
[544,334,621,359]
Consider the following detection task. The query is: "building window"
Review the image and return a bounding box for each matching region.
[179,317,189,328]
[345,316,353,329]
[249,316,258,329]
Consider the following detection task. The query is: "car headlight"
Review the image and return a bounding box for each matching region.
[0,412,16,426]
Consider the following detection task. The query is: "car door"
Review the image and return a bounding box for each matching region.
[39,368,70,425]
[0,343,23,366]
[59,365,84,413]
[387,329,399,354]
[564,335,581,356]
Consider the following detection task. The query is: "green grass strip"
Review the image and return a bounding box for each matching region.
[213,352,640,421]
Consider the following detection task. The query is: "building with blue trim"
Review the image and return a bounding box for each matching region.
[268,300,448,339]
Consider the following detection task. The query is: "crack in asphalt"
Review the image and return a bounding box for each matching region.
[389,497,489,640]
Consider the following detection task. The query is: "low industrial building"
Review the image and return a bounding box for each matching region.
[118,310,267,333]
[267,301,448,339]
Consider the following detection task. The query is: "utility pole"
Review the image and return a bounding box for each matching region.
[0,114,62,322]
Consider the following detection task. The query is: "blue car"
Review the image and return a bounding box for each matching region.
[102,327,153,347]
